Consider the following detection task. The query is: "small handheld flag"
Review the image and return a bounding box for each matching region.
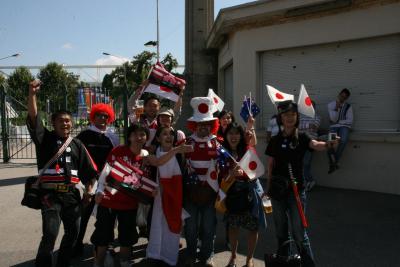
[208,88,225,113]
[266,85,294,104]
[240,97,260,123]
[297,84,315,118]
[238,148,265,180]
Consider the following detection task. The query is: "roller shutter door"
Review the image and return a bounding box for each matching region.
[259,34,400,132]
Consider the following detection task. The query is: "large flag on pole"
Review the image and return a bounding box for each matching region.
[208,88,224,113]
[266,85,294,104]
[238,148,265,180]
[297,84,315,118]
[144,62,186,102]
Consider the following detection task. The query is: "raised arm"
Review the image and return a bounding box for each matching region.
[309,138,339,152]
[245,115,257,146]
[173,85,185,123]
[27,80,41,128]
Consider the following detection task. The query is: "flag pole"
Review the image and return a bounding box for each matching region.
[249,91,253,116]
[156,0,160,62]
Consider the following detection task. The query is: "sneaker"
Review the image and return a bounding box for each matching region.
[307,180,316,192]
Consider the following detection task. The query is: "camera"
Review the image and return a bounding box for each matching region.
[328,133,337,141]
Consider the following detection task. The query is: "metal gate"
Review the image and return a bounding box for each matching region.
[0,83,125,163]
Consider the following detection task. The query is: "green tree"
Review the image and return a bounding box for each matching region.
[7,66,34,104]
[102,51,179,101]
[0,73,6,85]
[37,62,80,113]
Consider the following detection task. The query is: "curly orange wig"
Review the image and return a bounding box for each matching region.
[90,103,115,124]
[186,119,219,135]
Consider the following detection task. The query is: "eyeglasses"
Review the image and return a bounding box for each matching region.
[95,113,109,119]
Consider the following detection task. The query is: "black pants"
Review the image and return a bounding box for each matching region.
[75,196,95,247]
[35,200,81,267]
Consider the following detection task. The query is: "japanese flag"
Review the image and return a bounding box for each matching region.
[144,83,180,102]
[208,88,225,113]
[206,159,219,192]
[238,148,265,180]
[297,84,315,118]
[266,85,294,104]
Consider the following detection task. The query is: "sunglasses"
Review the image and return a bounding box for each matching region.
[95,113,109,119]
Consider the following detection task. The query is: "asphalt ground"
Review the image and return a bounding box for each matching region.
[0,163,399,267]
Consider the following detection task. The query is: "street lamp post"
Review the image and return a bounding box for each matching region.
[102,52,129,143]
[144,0,160,62]
[0,53,20,61]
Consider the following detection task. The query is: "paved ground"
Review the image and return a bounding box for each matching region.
[0,162,399,267]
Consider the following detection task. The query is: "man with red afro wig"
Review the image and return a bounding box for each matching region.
[183,97,220,267]
[73,103,119,256]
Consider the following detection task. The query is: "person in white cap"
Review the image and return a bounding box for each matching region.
[183,97,220,267]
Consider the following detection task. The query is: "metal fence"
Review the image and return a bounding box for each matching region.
[0,84,125,162]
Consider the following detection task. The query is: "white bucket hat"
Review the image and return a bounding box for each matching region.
[187,97,217,122]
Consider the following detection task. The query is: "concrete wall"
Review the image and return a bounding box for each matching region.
[218,2,400,194]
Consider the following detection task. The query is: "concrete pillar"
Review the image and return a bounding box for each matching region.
[182,0,218,124]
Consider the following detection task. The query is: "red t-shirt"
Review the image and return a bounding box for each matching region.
[99,145,150,210]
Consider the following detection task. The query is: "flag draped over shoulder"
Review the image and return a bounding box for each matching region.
[144,62,186,102]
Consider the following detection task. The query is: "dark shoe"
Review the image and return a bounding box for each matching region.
[72,243,83,257]
[328,164,337,174]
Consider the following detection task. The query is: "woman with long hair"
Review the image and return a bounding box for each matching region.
[220,123,266,267]
[216,110,235,142]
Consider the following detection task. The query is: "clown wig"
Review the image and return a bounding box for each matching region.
[89,103,115,124]
[186,119,220,135]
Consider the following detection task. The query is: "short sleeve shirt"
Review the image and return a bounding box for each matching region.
[265,132,311,185]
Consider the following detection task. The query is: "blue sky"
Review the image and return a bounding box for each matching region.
[0,0,250,81]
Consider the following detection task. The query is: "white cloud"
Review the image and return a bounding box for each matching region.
[95,55,129,65]
[61,43,73,49]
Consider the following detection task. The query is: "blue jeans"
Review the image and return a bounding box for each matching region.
[36,200,81,267]
[184,200,217,262]
[328,126,350,163]
[271,191,315,267]
[303,150,314,183]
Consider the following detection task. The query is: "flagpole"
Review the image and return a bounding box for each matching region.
[249,91,253,116]
[156,0,160,62]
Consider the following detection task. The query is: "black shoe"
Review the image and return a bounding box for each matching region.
[328,164,337,174]
[72,243,84,257]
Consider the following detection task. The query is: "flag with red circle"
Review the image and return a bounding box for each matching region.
[208,88,225,113]
[297,84,315,118]
[205,159,219,192]
[266,85,294,104]
[238,148,265,180]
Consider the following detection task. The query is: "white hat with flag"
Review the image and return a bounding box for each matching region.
[208,88,225,113]
[238,148,265,180]
[266,84,295,104]
[297,84,315,118]
[187,97,218,122]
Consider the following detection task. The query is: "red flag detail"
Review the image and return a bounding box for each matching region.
[160,86,173,93]
[210,171,217,180]
[213,97,219,104]
[249,161,257,171]
[198,103,209,114]
[275,93,284,99]
[305,97,312,106]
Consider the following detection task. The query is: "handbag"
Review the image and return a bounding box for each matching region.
[21,137,73,210]
[264,240,302,267]
[225,181,253,214]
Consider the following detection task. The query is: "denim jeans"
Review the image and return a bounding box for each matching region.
[271,191,315,267]
[184,200,217,262]
[328,126,350,163]
[303,150,314,183]
[35,200,81,267]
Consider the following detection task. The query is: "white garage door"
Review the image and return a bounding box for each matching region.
[259,34,400,132]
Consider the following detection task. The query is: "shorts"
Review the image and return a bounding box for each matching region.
[90,205,138,247]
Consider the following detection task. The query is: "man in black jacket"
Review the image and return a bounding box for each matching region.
[73,103,119,256]
[27,80,98,267]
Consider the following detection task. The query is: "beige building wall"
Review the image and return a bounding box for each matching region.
[217,2,400,194]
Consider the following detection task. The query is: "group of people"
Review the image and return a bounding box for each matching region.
[27,78,347,267]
